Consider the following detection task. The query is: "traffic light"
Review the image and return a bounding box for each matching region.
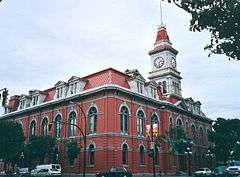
[48,123,53,136]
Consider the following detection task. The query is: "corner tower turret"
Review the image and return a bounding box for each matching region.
[148,26,182,98]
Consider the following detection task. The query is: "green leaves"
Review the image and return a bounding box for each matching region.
[210,118,240,163]
[166,0,240,60]
[0,121,25,164]
[24,135,56,164]
[65,140,80,165]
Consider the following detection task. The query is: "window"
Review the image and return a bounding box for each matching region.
[137,82,143,94]
[120,106,129,134]
[137,110,145,136]
[176,118,183,127]
[162,81,167,94]
[88,144,95,165]
[150,87,156,98]
[191,125,196,141]
[56,87,64,99]
[122,143,128,165]
[42,117,48,136]
[151,113,159,125]
[32,95,38,106]
[68,112,76,137]
[30,120,36,136]
[19,99,26,109]
[139,145,145,165]
[169,113,173,127]
[88,107,97,134]
[70,82,78,94]
[199,127,204,144]
[54,115,62,138]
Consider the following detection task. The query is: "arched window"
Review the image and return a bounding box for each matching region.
[155,146,160,165]
[151,113,159,124]
[199,127,204,144]
[54,115,62,138]
[207,129,211,141]
[162,81,167,94]
[88,144,95,165]
[137,110,145,136]
[176,118,183,127]
[68,112,76,137]
[139,145,145,165]
[88,107,97,134]
[30,120,36,136]
[191,125,196,140]
[169,113,173,127]
[42,117,48,136]
[120,106,129,134]
[122,143,128,165]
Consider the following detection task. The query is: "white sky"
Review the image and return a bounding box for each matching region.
[0,0,239,119]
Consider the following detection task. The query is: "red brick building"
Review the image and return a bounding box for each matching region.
[1,26,212,175]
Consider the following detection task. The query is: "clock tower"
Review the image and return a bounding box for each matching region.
[148,26,182,97]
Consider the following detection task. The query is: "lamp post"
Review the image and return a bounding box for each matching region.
[73,102,87,177]
[184,139,193,176]
[146,123,158,177]
[20,152,24,168]
[50,101,87,177]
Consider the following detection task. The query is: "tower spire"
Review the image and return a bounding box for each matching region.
[159,0,165,27]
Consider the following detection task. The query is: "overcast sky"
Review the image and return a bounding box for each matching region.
[0,0,239,119]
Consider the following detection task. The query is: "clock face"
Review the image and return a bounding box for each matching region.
[171,57,176,68]
[154,57,164,68]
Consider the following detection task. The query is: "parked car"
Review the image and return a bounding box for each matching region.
[31,164,62,177]
[211,166,227,177]
[96,166,132,177]
[194,168,212,176]
[226,166,240,176]
[18,168,30,177]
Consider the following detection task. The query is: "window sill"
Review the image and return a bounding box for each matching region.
[87,165,95,168]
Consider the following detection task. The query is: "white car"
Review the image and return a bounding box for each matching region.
[194,168,212,176]
[31,164,62,177]
[226,166,240,176]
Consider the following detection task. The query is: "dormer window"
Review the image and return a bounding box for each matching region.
[162,81,167,94]
[150,87,156,98]
[70,82,78,95]
[19,99,26,109]
[137,82,143,94]
[56,87,64,99]
[32,95,38,106]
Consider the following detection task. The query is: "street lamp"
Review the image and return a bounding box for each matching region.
[184,139,194,176]
[146,123,159,177]
[49,101,87,177]
[20,152,24,168]
[71,102,87,177]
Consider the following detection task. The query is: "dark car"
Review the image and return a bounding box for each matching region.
[211,166,227,177]
[96,167,132,177]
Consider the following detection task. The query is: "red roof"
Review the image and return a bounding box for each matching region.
[155,26,170,44]
[83,68,130,90]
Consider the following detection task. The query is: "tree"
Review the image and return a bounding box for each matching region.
[0,121,25,168]
[24,135,56,165]
[167,0,240,60]
[155,126,188,154]
[209,118,240,163]
[65,140,80,165]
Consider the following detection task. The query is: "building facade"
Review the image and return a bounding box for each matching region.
[0,25,212,175]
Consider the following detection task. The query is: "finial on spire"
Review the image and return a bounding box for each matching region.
[159,0,165,28]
